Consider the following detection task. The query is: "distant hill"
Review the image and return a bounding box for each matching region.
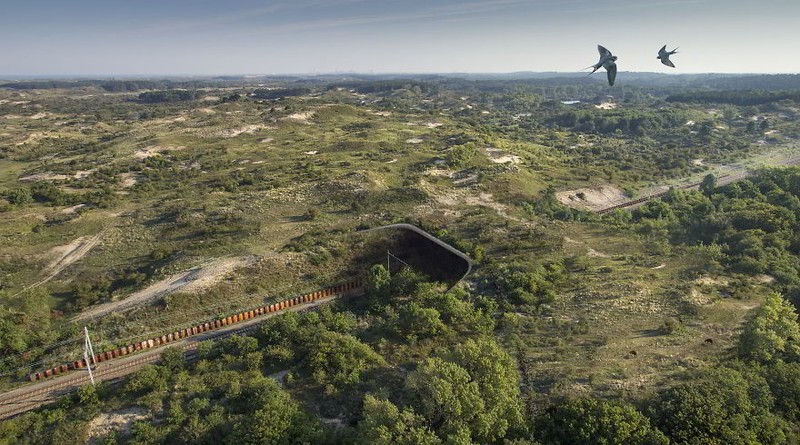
[3,73,800,93]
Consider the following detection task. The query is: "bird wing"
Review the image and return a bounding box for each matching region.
[606,62,617,86]
[661,57,675,68]
[598,45,612,57]
[659,44,667,54]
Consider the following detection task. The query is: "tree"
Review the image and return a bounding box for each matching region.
[538,398,668,445]
[700,173,717,196]
[395,302,446,340]
[406,357,484,444]
[447,338,525,443]
[304,331,385,386]
[357,395,441,445]
[740,293,800,363]
[160,346,186,372]
[124,365,167,395]
[366,264,392,299]
[227,378,320,445]
[765,360,800,422]
[650,367,791,445]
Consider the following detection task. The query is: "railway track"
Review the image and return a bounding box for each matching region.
[0,294,341,420]
[596,155,800,215]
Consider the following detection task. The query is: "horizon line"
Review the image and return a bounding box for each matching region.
[1,71,799,81]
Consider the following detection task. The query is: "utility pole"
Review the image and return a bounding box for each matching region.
[83,326,96,385]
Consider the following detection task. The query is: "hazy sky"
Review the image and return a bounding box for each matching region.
[1,0,798,75]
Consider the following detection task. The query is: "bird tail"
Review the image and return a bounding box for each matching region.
[670,47,679,54]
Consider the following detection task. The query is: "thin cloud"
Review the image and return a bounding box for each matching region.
[240,0,585,36]
[138,0,373,33]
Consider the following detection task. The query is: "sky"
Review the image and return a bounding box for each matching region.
[0,0,798,76]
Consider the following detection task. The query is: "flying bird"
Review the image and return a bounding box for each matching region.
[587,45,618,86]
[657,45,679,68]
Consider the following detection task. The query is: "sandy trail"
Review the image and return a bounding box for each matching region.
[10,233,104,298]
[45,234,103,277]
[74,256,252,322]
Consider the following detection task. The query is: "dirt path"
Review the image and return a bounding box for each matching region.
[11,232,104,299]
[73,256,252,322]
[593,151,800,214]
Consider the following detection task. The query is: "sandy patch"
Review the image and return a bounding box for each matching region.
[286,111,316,122]
[74,169,96,179]
[150,115,187,125]
[429,187,525,223]
[595,102,617,110]
[15,132,48,146]
[651,263,666,270]
[484,147,521,164]
[754,274,775,284]
[74,256,255,321]
[201,96,219,101]
[556,185,627,212]
[453,173,479,186]
[61,204,86,214]
[19,168,95,181]
[304,150,318,155]
[689,288,715,306]
[197,107,216,114]
[29,112,48,119]
[425,122,443,128]
[463,193,517,220]
[133,145,186,159]
[586,248,610,258]
[118,172,140,188]
[405,137,424,144]
[259,137,274,143]
[386,159,397,164]
[19,172,71,181]
[693,159,704,166]
[217,124,268,138]
[86,408,148,443]
[7,232,107,299]
[425,168,454,178]
[371,111,392,117]
[47,234,102,275]
[695,276,729,286]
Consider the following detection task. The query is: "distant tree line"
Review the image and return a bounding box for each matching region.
[328,80,437,94]
[548,107,688,135]
[667,89,800,105]
[137,90,200,103]
[250,87,312,100]
[1,79,217,92]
